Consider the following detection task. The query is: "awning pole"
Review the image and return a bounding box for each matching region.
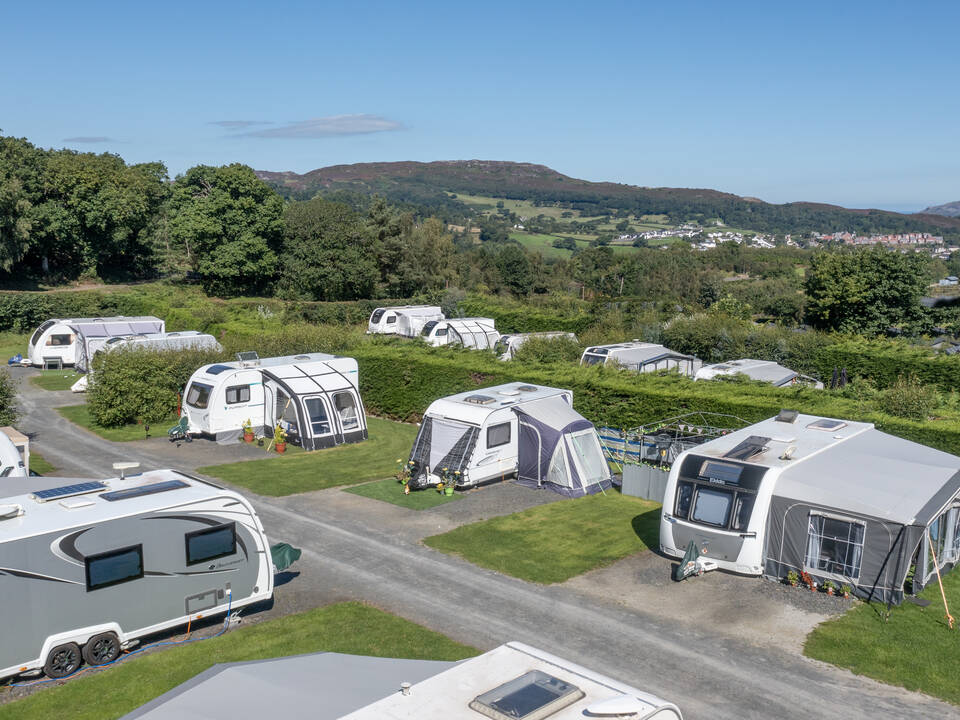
[927,528,955,630]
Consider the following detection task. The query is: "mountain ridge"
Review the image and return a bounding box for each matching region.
[922,201,960,218]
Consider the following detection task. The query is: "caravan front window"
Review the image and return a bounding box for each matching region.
[333,392,359,430]
[804,514,865,580]
[185,382,212,409]
[48,334,72,346]
[370,309,385,324]
[85,545,144,591]
[691,487,733,527]
[30,320,54,347]
[305,397,332,435]
[582,353,605,366]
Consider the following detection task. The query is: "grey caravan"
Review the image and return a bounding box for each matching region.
[660,412,960,604]
[0,469,273,680]
[408,383,612,497]
[580,342,700,377]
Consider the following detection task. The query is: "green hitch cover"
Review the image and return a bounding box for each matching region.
[270,542,302,572]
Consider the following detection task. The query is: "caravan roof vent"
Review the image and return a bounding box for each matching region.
[293,355,311,361]
[0,504,23,520]
[469,670,584,720]
[206,364,232,375]
[498,390,520,397]
[464,394,496,405]
[101,479,189,502]
[723,435,770,461]
[806,418,847,432]
[776,409,799,424]
[32,481,108,503]
[516,385,538,392]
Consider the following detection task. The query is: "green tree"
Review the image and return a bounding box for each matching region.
[0,369,17,425]
[168,164,283,297]
[804,248,929,334]
[0,135,42,271]
[278,198,377,301]
[496,244,534,296]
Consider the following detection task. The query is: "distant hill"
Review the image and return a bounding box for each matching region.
[256,160,960,237]
[922,201,960,218]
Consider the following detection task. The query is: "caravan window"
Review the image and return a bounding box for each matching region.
[385,314,397,324]
[31,320,54,346]
[691,487,733,527]
[186,523,237,566]
[582,354,605,366]
[370,309,385,324]
[732,494,755,532]
[185,382,212,409]
[487,422,511,448]
[804,514,865,580]
[305,397,332,435]
[48,334,72,346]
[85,544,144,591]
[333,392,359,430]
[225,384,251,404]
[675,481,694,518]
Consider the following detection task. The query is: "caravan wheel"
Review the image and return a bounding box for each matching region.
[82,633,121,666]
[44,642,81,678]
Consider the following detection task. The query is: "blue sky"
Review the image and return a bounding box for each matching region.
[2,1,957,210]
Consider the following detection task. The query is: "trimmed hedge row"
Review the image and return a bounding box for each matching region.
[350,344,960,456]
[811,338,960,393]
[458,298,594,334]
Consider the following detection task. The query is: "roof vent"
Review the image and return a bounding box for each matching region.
[207,364,232,375]
[585,695,652,716]
[464,395,496,405]
[498,390,520,397]
[0,504,23,520]
[806,418,847,432]
[723,435,770,461]
[776,409,799,424]
[516,385,538,392]
[470,670,584,720]
[294,355,311,361]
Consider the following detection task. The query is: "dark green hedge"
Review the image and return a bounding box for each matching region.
[458,298,594,334]
[351,344,960,455]
[811,338,960,393]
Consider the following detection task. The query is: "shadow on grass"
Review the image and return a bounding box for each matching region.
[631,507,661,548]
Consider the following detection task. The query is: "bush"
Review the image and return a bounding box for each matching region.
[878,376,939,420]
[0,369,18,425]
[510,336,582,364]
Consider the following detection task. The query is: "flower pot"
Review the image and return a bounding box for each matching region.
[243,432,254,443]
[276,442,287,454]
[444,486,454,496]
[826,589,834,596]
[843,592,850,599]
[789,581,798,588]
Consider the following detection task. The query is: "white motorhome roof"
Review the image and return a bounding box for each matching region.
[344,642,681,720]
[425,383,571,425]
[690,413,960,524]
[69,318,165,337]
[0,470,231,542]
[696,359,799,386]
[194,352,338,379]
[391,306,442,317]
[584,342,694,363]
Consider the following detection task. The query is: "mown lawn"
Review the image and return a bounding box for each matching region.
[56,405,178,442]
[0,332,28,362]
[805,568,960,705]
[0,602,478,720]
[424,491,661,584]
[31,370,81,391]
[345,477,463,510]
[197,416,418,496]
[28,451,55,475]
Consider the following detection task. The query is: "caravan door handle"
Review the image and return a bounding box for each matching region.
[739,531,757,539]
[663,514,676,524]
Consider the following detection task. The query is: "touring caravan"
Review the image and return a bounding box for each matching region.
[695,359,824,389]
[408,383,612,496]
[367,306,444,337]
[0,468,274,680]
[580,341,701,377]
[0,428,27,477]
[421,317,500,350]
[27,317,165,369]
[659,411,960,603]
[181,353,367,448]
[71,332,223,393]
[495,332,578,361]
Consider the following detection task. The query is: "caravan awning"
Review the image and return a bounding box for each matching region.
[511,396,591,433]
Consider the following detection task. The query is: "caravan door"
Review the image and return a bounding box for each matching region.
[302,395,337,449]
[331,389,365,444]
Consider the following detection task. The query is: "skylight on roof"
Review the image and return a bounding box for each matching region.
[723,435,770,461]
[470,670,584,720]
[806,419,847,432]
[206,364,232,375]
[516,385,538,392]
[464,394,496,405]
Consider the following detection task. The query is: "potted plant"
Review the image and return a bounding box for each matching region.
[273,424,287,454]
[822,580,836,596]
[786,570,799,588]
[800,571,816,592]
[840,584,851,599]
[395,459,412,486]
[437,467,456,496]
[242,419,254,443]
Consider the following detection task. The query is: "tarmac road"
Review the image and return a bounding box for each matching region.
[12,369,959,720]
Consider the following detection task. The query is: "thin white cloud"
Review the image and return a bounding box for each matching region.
[209,120,273,128]
[235,114,402,139]
[63,136,112,143]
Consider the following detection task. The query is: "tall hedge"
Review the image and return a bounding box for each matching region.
[458,297,594,334]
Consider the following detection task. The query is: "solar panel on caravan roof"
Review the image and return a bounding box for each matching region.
[32,481,107,502]
[100,479,189,502]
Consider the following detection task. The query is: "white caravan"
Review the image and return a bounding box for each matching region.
[182,353,367,448]
[408,382,612,496]
[0,428,27,477]
[0,469,274,680]
[421,317,500,349]
[695,359,824,389]
[367,306,444,337]
[495,331,578,360]
[27,317,165,369]
[71,332,223,393]
[580,341,701,377]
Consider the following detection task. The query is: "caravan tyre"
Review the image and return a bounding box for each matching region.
[44,642,82,678]
[82,633,121,666]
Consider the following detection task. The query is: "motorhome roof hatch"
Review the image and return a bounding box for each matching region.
[464,395,496,405]
[722,435,770,461]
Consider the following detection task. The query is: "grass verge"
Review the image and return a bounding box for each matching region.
[28,452,55,475]
[197,416,418,496]
[0,332,28,363]
[804,568,960,705]
[0,602,478,720]
[31,370,81,391]
[345,477,463,510]
[424,490,660,583]
[56,405,178,442]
